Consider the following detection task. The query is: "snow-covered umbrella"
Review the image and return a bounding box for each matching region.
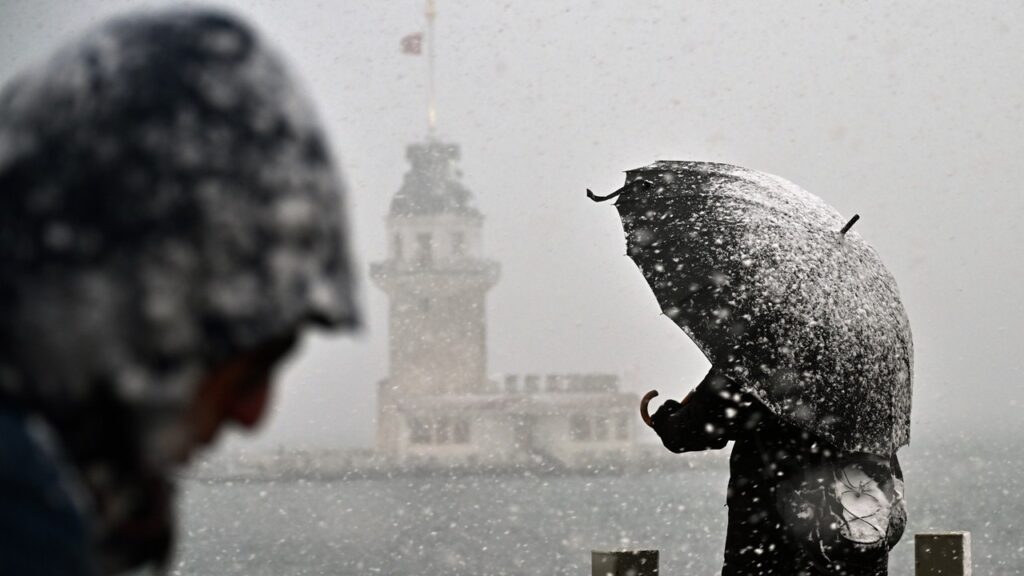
[591,161,912,456]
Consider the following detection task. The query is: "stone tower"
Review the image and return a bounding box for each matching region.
[371,140,500,454]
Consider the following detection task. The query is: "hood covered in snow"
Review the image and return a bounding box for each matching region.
[0,8,357,466]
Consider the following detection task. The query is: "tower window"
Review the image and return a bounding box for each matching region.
[454,418,470,443]
[410,418,430,444]
[416,233,432,265]
[394,233,403,260]
[570,413,591,442]
[616,413,629,441]
[451,231,465,257]
[435,417,450,444]
[594,416,609,441]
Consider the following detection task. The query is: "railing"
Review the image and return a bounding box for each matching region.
[592,532,972,576]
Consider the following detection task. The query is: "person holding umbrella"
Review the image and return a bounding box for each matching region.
[591,162,911,576]
[0,9,357,575]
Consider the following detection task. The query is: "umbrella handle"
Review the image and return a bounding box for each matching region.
[640,390,659,428]
[640,388,696,428]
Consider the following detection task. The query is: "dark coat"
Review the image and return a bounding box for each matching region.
[0,406,93,576]
[651,369,901,576]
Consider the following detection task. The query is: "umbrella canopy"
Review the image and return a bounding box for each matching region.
[593,161,912,456]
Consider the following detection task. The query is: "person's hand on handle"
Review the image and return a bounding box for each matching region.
[640,388,695,428]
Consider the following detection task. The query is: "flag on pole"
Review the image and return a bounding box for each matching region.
[400,32,423,55]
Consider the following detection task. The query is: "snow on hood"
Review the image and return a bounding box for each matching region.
[0,8,358,468]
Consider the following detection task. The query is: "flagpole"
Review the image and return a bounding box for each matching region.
[426,0,437,137]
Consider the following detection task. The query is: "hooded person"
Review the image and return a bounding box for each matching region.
[650,368,905,576]
[0,8,358,575]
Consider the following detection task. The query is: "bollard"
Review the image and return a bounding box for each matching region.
[591,550,658,576]
[915,532,971,576]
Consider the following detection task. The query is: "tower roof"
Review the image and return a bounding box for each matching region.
[389,140,481,217]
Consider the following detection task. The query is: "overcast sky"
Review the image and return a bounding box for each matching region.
[2,0,1022,453]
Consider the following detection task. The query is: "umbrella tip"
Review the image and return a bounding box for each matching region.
[840,214,861,235]
[587,188,621,203]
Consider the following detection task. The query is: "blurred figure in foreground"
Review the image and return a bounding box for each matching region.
[0,8,357,575]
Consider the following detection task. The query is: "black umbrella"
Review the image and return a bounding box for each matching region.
[591,161,912,456]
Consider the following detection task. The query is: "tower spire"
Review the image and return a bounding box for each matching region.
[426,0,437,136]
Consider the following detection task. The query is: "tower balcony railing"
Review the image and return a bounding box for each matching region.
[370,258,500,279]
[494,373,620,395]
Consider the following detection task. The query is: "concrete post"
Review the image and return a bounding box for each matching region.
[915,532,971,576]
[591,550,658,576]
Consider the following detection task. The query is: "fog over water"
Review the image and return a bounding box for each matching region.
[173,446,1022,575]
[6,0,1015,448]
[3,1,1023,573]
[4,0,1021,449]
